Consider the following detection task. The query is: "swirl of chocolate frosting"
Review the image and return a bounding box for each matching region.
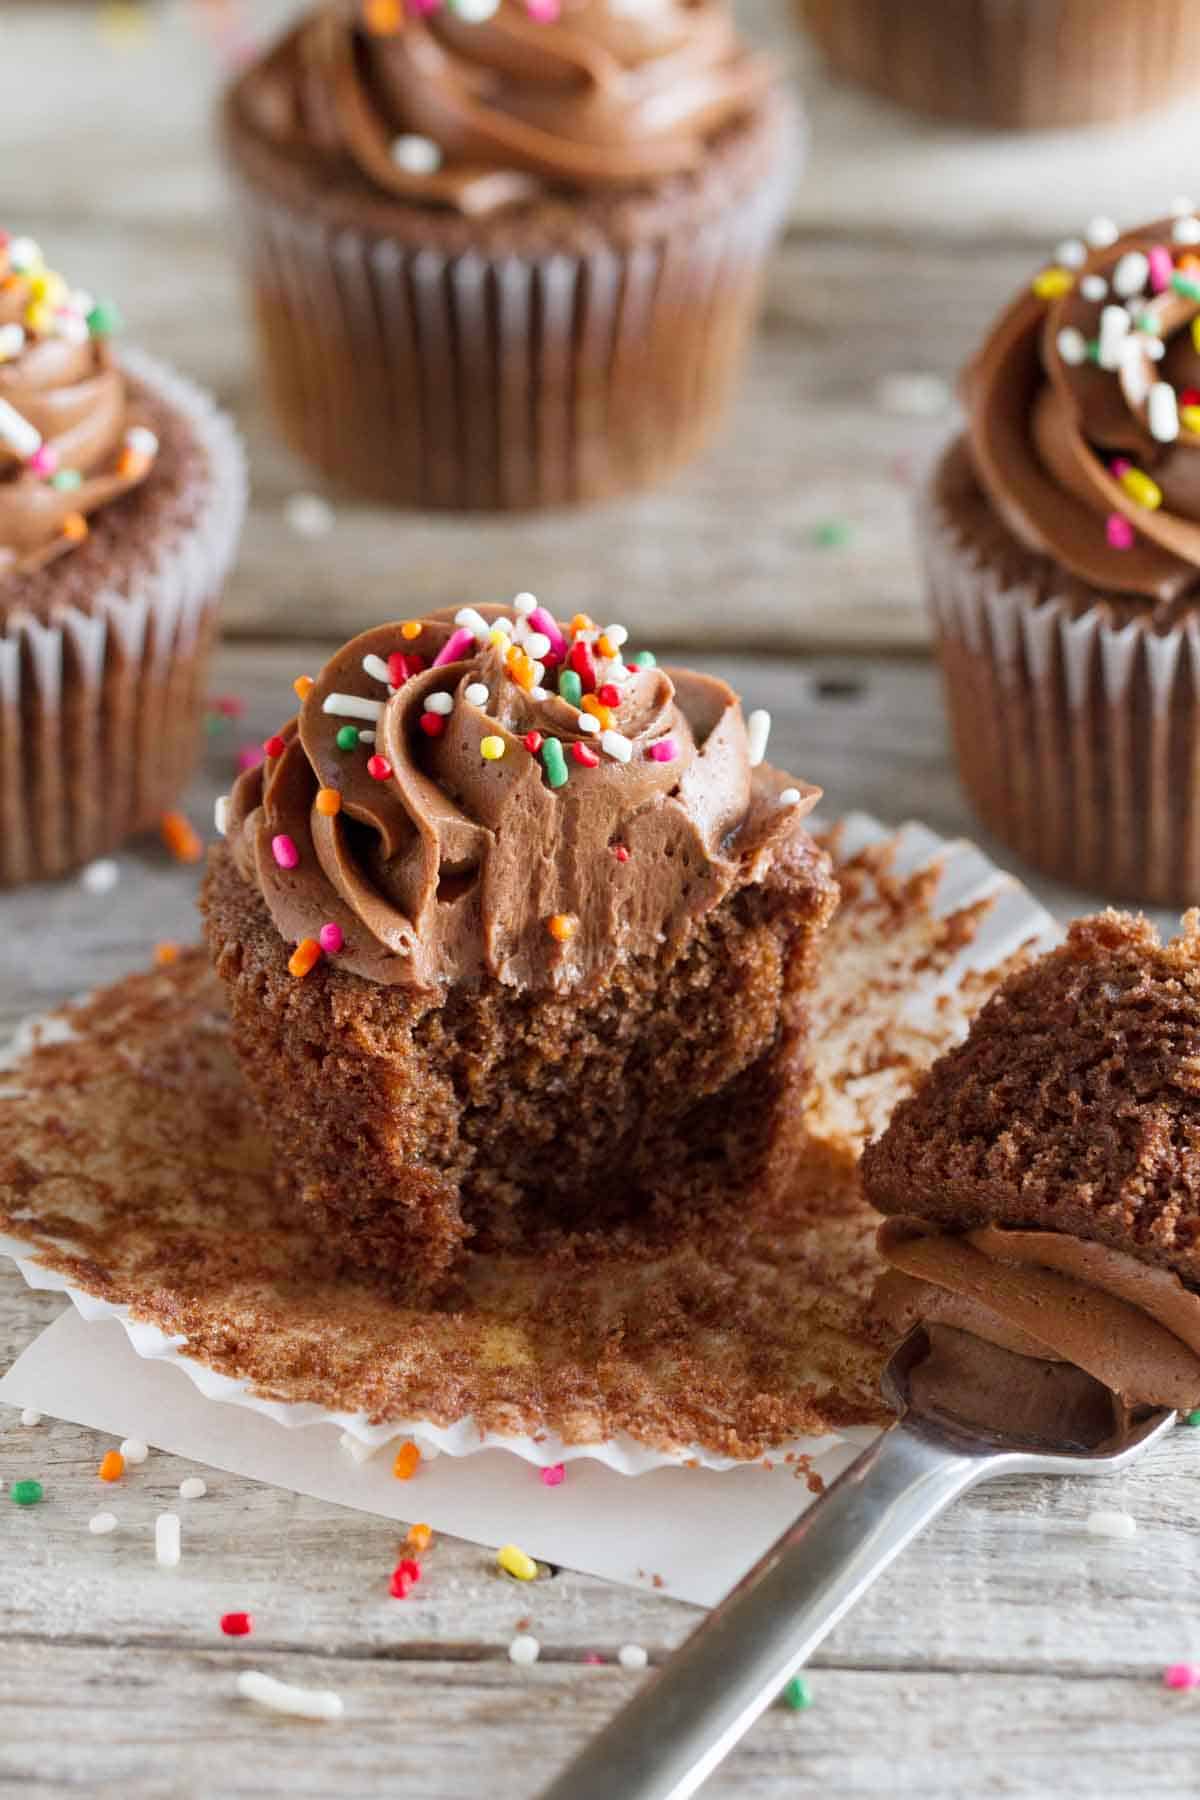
[0,235,157,579]
[238,0,773,216]
[966,211,1200,608]
[225,602,819,992]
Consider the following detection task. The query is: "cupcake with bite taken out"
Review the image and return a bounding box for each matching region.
[202,597,837,1292]
[0,229,244,886]
[221,0,798,510]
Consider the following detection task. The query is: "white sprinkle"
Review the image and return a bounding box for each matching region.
[875,372,951,417]
[338,1431,379,1465]
[508,1634,540,1666]
[361,654,392,687]
[8,236,42,272]
[464,682,490,707]
[1054,237,1087,270]
[602,624,629,649]
[1174,216,1200,246]
[1171,195,1196,216]
[178,1477,207,1500]
[601,729,632,763]
[19,1408,42,1427]
[391,133,443,176]
[1098,305,1131,370]
[576,714,600,735]
[1145,337,1167,361]
[1080,274,1108,302]
[1086,1509,1137,1539]
[120,1438,149,1465]
[125,425,159,459]
[0,323,25,361]
[1086,216,1119,248]
[524,632,552,661]
[284,492,335,538]
[69,288,94,319]
[454,608,491,641]
[1056,326,1088,367]
[746,709,771,767]
[425,691,454,716]
[322,692,384,722]
[57,314,90,347]
[513,592,538,616]
[214,795,230,837]
[1149,382,1179,443]
[618,1644,649,1671]
[358,729,376,745]
[1112,251,1150,299]
[779,788,802,807]
[0,396,41,459]
[449,0,500,16]
[155,1512,181,1569]
[529,686,549,702]
[530,661,546,687]
[79,858,120,896]
[237,1671,344,1721]
[89,1511,118,1536]
[1121,346,1152,406]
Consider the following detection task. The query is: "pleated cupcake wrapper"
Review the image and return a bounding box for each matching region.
[921,480,1200,906]
[0,813,1058,1475]
[0,350,246,885]
[229,144,794,510]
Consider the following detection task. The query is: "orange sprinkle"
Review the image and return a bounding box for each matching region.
[570,614,596,636]
[547,913,578,943]
[98,1450,124,1483]
[393,1441,421,1481]
[160,811,203,864]
[288,937,322,979]
[116,448,151,480]
[154,941,180,967]
[1179,253,1200,273]
[596,634,616,659]
[62,511,88,543]
[293,675,314,700]
[406,1522,433,1552]
[401,620,422,640]
[315,787,342,817]
[506,646,535,692]
[363,0,403,32]
[581,695,615,732]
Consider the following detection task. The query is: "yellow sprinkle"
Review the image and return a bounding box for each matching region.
[401,620,422,640]
[497,1543,539,1582]
[1120,467,1163,510]
[581,695,615,732]
[288,938,322,979]
[1181,406,1200,436]
[315,787,342,816]
[293,675,314,700]
[1192,317,1200,356]
[1032,267,1075,300]
[480,735,506,761]
[28,270,65,307]
[488,626,511,648]
[24,301,53,335]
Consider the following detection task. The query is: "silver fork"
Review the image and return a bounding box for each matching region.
[539,1326,1175,1800]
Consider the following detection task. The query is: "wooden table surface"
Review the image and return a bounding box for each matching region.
[5,6,1200,1798]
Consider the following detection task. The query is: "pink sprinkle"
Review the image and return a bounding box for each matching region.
[647,738,679,764]
[526,0,561,19]
[236,742,264,773]
[583,1653,604,1665]
[318,922,344,955]
[28,445,57,478]
[1106,512,1135,550]
[271,834,299,870]
[213,694,245,718]
[529,607,567,663]
[1149,245,1174,294]
[433,627,475,668]
[540,1463,566,1488]
[1110,456,1132,478]
[1163,1664,1200,1690]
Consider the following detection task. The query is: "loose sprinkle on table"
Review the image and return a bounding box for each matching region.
[509,1634,540,1665]
[19,1408,42,1427]
[618,1644,648,1671]
[406,1523,433,1552]
[10,1480,43,1507]
[89,1512,118,1535]
[98,1451,124,1483]
[179,1477,207,1500]
[155,1512,181,1568]
[120,1438,149,1465]
[1085,1510,1136,1539]
[221,1611,253,1637]
[237,1671,344,1721]
[781,1676,813,1711]
[1163,1664,1200,1690]
[497,1543,539,1582]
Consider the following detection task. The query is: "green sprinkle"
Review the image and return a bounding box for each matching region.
[11,1479,43,1507]
[204,713,224,737]
[557,670,583,708]
[1086,339,1102,364]
[631,650,656,669]
[540,737,568,790]
[811,519,854,549]
[335,725,359,751]
[86,299,122,337]
[1172,272,1200,303]
[50,468,82,492]
[1137,312,1162,335]
[781,1677,812,1712]
[1185,1409,1200,1428]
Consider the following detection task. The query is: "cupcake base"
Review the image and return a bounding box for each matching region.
[0,350,245,887]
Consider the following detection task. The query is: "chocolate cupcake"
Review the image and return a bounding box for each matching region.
[922,206,1200,906]
[221,1,796,510]
[0,231,244,886]
[863,911,1200,1412]
[202,599,837,1291]
[796,0,1200,130]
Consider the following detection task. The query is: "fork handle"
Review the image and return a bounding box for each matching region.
[538,1422,998,1800]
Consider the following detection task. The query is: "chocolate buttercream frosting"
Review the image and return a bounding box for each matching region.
[225,602,819,992]
[238,0,773,216]
[0,234,158,579]
[966,210,1200,606]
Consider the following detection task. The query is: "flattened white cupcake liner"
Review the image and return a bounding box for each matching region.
[0,813,1058,1474]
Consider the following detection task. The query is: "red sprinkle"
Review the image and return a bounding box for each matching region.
[389,1568,415,1599]
[1182,388,1200,408]
[568,641,597,693]
[212,694,244,718]
[220,1612,253,1637]
[523,730,544,755]
[395,1557,421,1584]
[419,712,446,738]
[263,734,286,759]
[572,742,600,767]
[613,845,630,863]
[597,684,620,708]
[367,754,393,780]
[387,652,411,687]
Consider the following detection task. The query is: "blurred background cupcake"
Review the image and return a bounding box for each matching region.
[0,230,244,887]
[221,0,799,511]
[921,205,1200,906]
[795,0,1200,131]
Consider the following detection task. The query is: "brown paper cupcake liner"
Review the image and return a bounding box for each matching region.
[797,0,1200,130]
[225,118,797,511]
[0,350,245,887]
[921,467,1200,907]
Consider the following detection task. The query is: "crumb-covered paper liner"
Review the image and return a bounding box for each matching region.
[0,349,245,886]
[922,467,1200,907]
[0,815,1057,1475]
